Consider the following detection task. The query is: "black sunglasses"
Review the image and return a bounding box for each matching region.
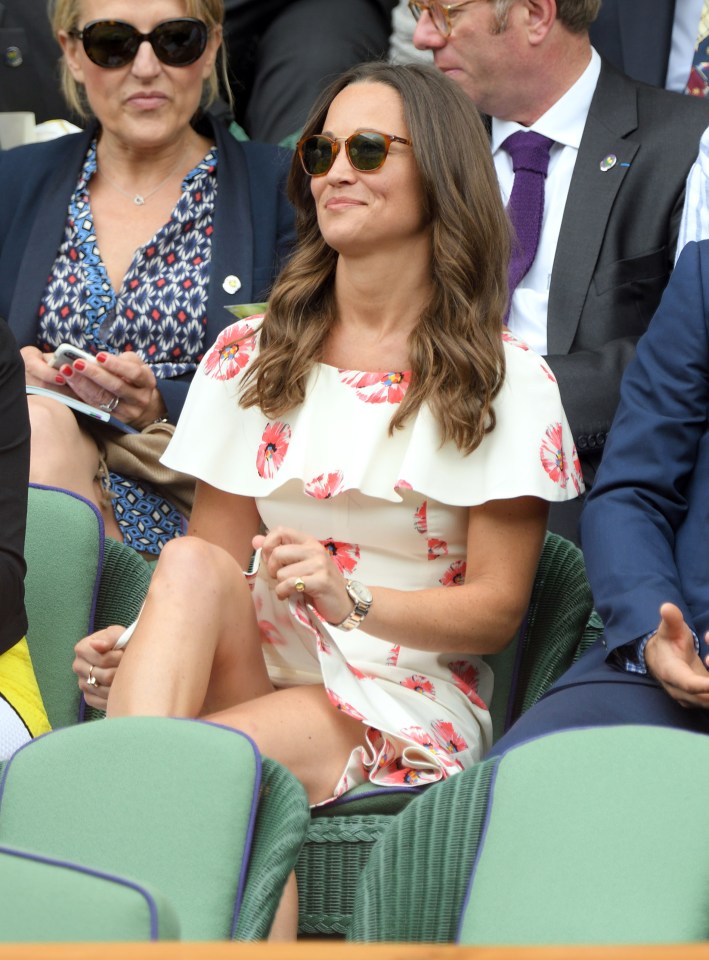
[297,130,412,177]
[69,18,209,68]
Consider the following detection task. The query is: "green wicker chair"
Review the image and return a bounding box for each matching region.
[24,484,153,730]
[348,725,709,944]
[296,530,603,936]
[21,487,602,938]
[0,717,309,941]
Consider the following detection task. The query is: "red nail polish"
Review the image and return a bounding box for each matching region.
[60,364,73,377]
[96,353,107,363]
[73,359,86,371]
[55,375,66,385]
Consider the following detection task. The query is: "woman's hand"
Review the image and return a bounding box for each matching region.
[21,345,73,391]
[58,350,167,428]
[253,527,353,626]
[73,626,126,710]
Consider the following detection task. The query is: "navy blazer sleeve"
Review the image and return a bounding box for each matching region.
[0,319,29,654]
[580,241,709,655]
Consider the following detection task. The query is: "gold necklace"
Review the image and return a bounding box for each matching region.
[97,158,183,206]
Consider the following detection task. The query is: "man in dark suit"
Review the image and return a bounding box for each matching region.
[589,0,694,92]
[223,0,397,144]
[490,240,709,753]
[412,0,709,541]
[0,1,74,123]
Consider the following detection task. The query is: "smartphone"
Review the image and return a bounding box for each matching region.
[49,343,98,369]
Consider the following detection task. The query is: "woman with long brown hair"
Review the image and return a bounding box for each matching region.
[77,61,581,814]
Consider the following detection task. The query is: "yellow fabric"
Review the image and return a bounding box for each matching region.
[0,638,52,738]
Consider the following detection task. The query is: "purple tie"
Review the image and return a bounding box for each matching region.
[502,130,554,298]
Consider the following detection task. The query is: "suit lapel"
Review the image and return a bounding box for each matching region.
[206,121,255,343]
[547,65,639,355]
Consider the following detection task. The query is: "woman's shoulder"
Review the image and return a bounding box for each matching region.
[0,129,90,192]
[208,116,292,172]
[500,329,559,389]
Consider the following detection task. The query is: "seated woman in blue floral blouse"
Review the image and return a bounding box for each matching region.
[0,0,294,554]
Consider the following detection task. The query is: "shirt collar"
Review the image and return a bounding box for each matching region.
[492,47,601,153]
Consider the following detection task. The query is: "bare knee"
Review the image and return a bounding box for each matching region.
[27,397,99,485]
[152,536,248,600]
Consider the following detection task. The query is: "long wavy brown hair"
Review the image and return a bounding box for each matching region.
[240,61,511,455]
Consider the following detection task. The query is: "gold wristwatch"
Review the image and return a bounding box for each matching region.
[335,579,373,631]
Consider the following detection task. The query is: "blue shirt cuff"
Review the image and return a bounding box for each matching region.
[615,629,700,675]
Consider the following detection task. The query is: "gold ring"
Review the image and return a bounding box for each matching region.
[294,577,306,593]
[87,664,98,687]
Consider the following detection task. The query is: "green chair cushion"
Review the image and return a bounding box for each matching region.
[0,717,304,940]
[347,757,499,942]
[24,485,104,728]
[460,725,709,945]
[0,845,180,942]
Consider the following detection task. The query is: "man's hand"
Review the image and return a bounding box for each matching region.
[645,602,709,708]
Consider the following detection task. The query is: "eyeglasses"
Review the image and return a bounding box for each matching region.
[408,0,482,37]
[68,18,209,68]
[297,130,412,177]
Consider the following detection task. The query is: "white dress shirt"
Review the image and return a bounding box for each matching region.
[676,123,709,254]
[492,49,601,355]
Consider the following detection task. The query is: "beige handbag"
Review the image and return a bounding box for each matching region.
[96,421,195,518]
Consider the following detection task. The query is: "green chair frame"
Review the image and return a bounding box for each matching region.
[349,726,709,945]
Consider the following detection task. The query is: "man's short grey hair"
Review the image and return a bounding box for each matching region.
[490,0,601,34]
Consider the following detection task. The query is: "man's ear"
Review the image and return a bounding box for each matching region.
[523,0,557,46]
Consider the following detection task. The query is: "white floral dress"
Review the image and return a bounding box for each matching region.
[163,318,583,801]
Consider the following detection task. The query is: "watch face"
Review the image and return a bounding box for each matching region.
[347,580,372,604]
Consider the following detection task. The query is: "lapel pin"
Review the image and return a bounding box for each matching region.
[223,275,242,294]
[4,45,23,67]
[599,154,617,172]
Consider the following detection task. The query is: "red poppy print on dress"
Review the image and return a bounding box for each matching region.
[203,321,257,380]
[339,369,411,404]
[256,421,291,479]
[401,725,440,755]
[540,360,557,383]
[304,470,344,499]
[375,736,397,769]
[502,329,529,351]
[258,620,286,646]
[427,538,448,561]
[439,560,466,587]
[400,674,436,697]
[326,689,366,721]
[321,538,360,576]
[395,479,413,491]
[347,663,372,680]
[432,719,468,754]
[386,644,401,667]
[570,445,583,494]
[414,501,427,535]
[540,422,572,488]
[449,660,487,710]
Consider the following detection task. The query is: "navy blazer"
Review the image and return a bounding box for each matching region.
[0,116,295,422]
[552,241,709,688]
